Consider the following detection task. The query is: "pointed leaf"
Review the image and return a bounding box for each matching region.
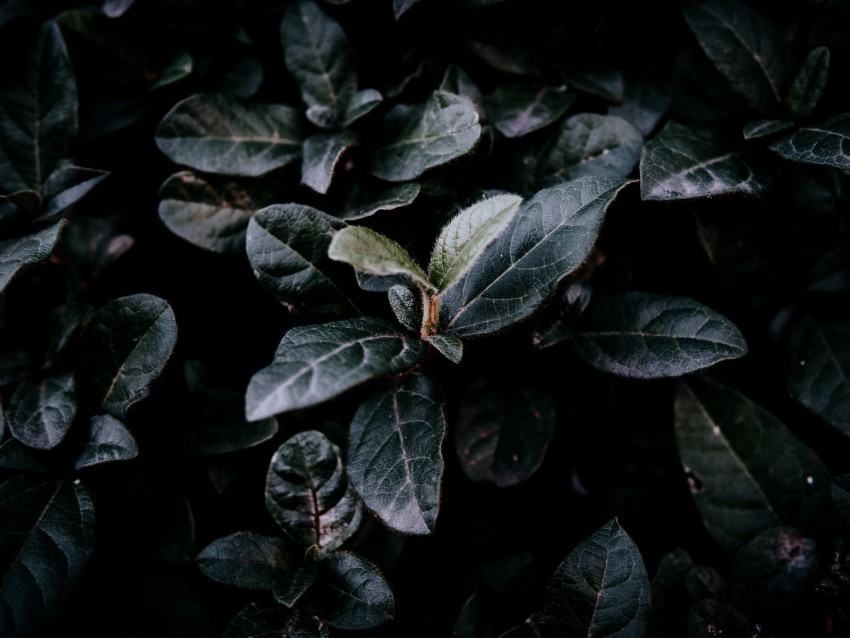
[770,113,850,169]
[311,552,394,629]
[439,177,631,337]
[568,291,748,379]
[274,560,319,607]
[342,88,383,126]
[40,166,108,220]
[539,518,651,638]
[640,121,770,200]
[265,430,363,550]
[301,131,358,194]
[388,285,421,333]
[787,318,850,434]
[79,293,178,419]
[282,0,356,118]
[484,83,575,138]
[536,114,643,187]
[429,193,522,292]
[246,204,358,318]
[222,600,325,638]
[394,0,423,18]
[426,334,463,363]
[369,90,481,182]
[0,21,77,193]
[687,599,759,638]
[74,414,138,469]
[0,219,66,294]
[155,93,304,177]
[196,531,291,590]
[340,182,420,220]
[328,225,433,291]
[0,476,95,637]
[455,377,555,487]
[674,376,832,552]
[347,374,446,535]
[742,118,793,140]
[7,371,76,450]
[683,0,790,115]
[151,51,193,91]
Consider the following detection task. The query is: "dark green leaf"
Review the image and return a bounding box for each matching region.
[222,600,325,638]
[455,377,555,487]
[196,531,291,590]
[0,21,76,193]
[282,0,356,119]
[439,177,631,337]
[787,318,850,434]
[155,93,304,177]
[786,47,829,120]
[339,182,420,220]
[568,291,748,378]
[741,119,793,140]
[7,371,76,450]
[536,114,643,187]
[212,55,264,99]
[0,190,40,216]
[426,334,463,363]
[674,376,832,552]
[0,436,50,473]
[0,219,66,294]
[388,285,420,332]
[539,518,651,638]
[770,113,850,169]
[394,0,423,19]
[440,64,484,116]
[640,121,770,200]
[687,599,758,638]
[79,293,178,419]
[40,166,108,220]
[684,565,727,601]
[648,547,693,638]
[266,430,363,550]
[301,131,358,194]
[347,374,446,535]
[74,414,138,469]
[342,89,383,127]
[369,90,482,182]
[0,475,95,637]
[151,51,193,91]
[274,560,319,607]
[245,204,358,318]
[683,0,789,115]
[311,552,394,629]
[568,69,624,102]
[484,83,575,139]
[608,71,670,137]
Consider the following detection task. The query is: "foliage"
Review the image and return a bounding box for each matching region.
[0,0,849,636]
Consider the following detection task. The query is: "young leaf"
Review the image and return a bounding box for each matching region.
[343,88,383,127]
[687,599,759,638]
[428,193,522,292]
[74,414,139,469]
[310,552,394,629]
[770,113,850,169]
[196,531,291,590]
[674,376,832,552]
[369,90,482,182]
[0,21,77,194]
[7,371,76,450]
[0,219,67,294]
[536,114,643,187]
[347,373,447,535]
[79,293,178,419]
[786,47,830,120]
[484,83,575,138]
[454,377,555,487]
[339,182,421,220]
[425,334,463,363]
[388,285,420,332]
[246,204,358,318]
[539,518,651,638]
[301,131,358,194]
[640,121,770,200]
[281,0,357,120]
[683,0,790,115]
[246,317,425,420]
[787,318,850,434]
[266,430,363,551]
[0,475,95,637]
[155,93,304,177]
[439,177,631,337]
[328,225,434,291]
[40,166,109,220]
[568,291,748,378]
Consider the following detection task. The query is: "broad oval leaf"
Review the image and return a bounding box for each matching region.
[568,291,748,378]
[301,131,358,194]
[787,318,850,434]
[428,193,522,292]
[246,318,425,421]
[786,47,830,120]
[455,377,555,487]
[0,475,95,637]
[484,83,575,139]
[438,177,631,337]
[310,552,394,629]
[246,204,358,319]
[0,219,66,294]
[674,376,832,552]
[79,293,178,419]
[640,121,770,200]
[196,531,291,590]
[369,90,481,182]
[155,93,304,177]
[539,518,650,638]
[74,414,138,469]
[347,374,446,535]
[266,430,363,551]
[7,371,76,450]
[222,600,325,638]
[536,114,643,187]
[683,0,790,115]
[770,113,850,169]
